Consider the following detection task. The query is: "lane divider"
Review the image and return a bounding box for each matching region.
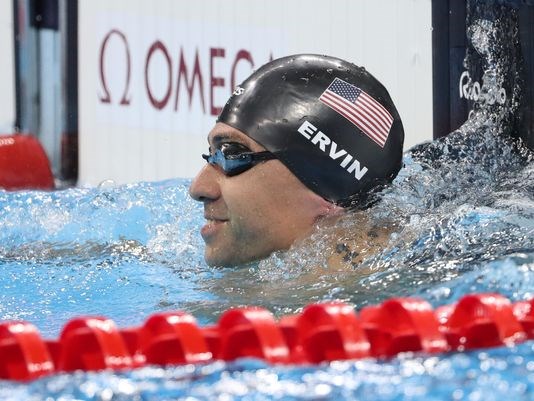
[0,293,532,381]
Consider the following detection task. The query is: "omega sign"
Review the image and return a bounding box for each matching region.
[98,29,272,116]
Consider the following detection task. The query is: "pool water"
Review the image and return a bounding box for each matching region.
[0,127,532,331]
[2,1,534,399]
[0,123,533,400]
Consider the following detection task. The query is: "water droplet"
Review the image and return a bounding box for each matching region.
[98,179,116,189]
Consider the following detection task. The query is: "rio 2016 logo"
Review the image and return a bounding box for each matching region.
[459,70,506,105]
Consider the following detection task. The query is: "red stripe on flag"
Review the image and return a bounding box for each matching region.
[354,98,391,136]
[358,93,393,131]
[320,92,388,145]
[321,91,389,140]
[320,91,388,147]
[360,92,393,125]
[322,91,389,140]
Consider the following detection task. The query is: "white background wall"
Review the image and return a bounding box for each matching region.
[79,0,433,186]
[0,0,15,133]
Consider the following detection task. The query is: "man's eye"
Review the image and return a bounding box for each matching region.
[219,142,251,156]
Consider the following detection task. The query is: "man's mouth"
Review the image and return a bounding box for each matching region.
[200,216,229,240]
[204,214,228,222]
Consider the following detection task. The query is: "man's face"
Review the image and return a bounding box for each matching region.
[189,123,335,266]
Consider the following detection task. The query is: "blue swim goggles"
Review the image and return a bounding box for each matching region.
[202,143,277,176]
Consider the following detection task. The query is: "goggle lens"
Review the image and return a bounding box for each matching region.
[202,144,276,176]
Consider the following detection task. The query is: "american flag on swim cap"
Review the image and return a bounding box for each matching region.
[319,78,393,148]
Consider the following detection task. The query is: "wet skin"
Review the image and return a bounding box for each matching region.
[189,122,338,266]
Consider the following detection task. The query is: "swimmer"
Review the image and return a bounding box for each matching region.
[189,54,404,267]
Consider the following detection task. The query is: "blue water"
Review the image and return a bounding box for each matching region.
[0,126,533,400]
[1,344,534,400]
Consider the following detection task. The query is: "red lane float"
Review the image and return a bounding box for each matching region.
[217,307,289,363]
[0,134,54,190]
[359,298,448,357]
[297,303,369,362]
[57,317,133,372]
[1,293,533,381]
[137,312,211,365]
[440,294,526,349]
[0,321,54,380]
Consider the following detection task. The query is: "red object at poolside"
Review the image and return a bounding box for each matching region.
[0,134,54,190]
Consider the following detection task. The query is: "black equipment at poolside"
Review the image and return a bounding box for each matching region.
[432,0,534,150]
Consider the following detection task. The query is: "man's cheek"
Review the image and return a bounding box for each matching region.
[231,215,264,245]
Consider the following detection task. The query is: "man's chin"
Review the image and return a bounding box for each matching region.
[204,246,265,267]
[204,247,239,267]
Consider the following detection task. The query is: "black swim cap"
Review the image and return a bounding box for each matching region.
[218,54,404,206]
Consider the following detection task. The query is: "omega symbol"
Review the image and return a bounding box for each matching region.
[99,29,132,105]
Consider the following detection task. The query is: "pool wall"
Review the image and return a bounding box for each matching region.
[3,0,532,190]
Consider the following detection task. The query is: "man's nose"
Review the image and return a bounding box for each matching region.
[189,164,221,202]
